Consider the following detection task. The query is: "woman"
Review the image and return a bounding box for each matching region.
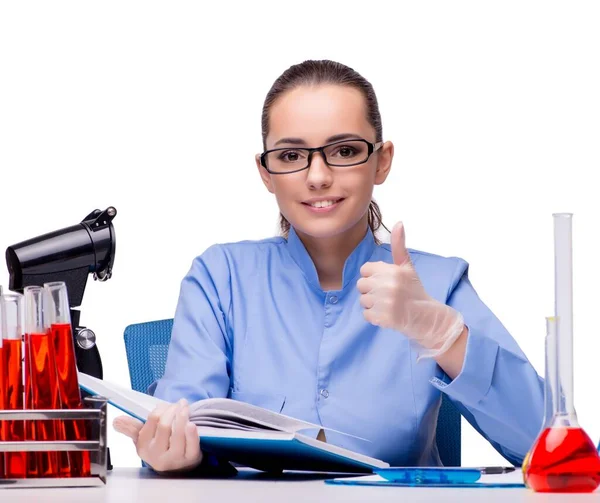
[114,60,544,474]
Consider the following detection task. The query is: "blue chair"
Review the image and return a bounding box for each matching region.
[123,319,461,466]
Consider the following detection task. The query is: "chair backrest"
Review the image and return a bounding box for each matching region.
[124,318,174,394]
[123,318,461,466]
[436,391,461,466]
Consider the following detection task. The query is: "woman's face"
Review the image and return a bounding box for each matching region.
[256,85,394,240]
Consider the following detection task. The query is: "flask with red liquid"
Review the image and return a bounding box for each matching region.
[23,285,61,478]
[1,293,27,478]
[44,281,91,477]
[525,214,600,492]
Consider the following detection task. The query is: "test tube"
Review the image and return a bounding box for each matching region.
[1,293,26,478]
[24,285,59,477]
[552,213,576,425]
[44,281,91,477]
[0,287,5,479]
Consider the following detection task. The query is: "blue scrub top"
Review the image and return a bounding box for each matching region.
[151,226,544,466]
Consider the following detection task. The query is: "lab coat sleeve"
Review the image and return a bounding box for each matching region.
[149,244,233,403]
[429,259,544,466]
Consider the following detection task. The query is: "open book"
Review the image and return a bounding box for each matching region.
[78,372,389,473]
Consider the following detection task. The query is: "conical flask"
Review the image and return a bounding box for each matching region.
[524,213,600,492]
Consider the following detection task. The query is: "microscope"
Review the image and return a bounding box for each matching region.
[6,207,116,380]
[5,207,117,469]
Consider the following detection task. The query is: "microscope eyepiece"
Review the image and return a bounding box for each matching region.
[5,207,117,306]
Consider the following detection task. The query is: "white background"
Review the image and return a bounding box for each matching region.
[1,1,599,469]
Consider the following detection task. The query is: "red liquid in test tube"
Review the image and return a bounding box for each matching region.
[3,339,26,477]
[23,332,38,478]
[45,282,91,478]
[51,322,91,477]
[24,286,60,478]
[27,332,62,477]
[0,295,5,479]
[1,293,27,478]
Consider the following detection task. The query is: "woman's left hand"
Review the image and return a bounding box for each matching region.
[357,222,465,358]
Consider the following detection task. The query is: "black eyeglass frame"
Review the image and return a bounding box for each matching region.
[260,138,384,175]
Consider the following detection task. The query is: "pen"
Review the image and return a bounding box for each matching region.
[479,466,516,475]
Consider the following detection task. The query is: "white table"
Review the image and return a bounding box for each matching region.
[2,468,599,502]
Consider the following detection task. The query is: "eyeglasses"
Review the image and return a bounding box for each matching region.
[260,138,383,174]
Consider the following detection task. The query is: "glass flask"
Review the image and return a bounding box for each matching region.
[525,213,600,492]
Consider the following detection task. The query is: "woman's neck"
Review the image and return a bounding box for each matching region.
[295,216,369,291]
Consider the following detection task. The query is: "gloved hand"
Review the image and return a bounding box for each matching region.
[357,222,465,359]
[113,399,203,473]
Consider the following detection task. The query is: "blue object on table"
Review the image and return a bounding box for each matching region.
[325,476,526,489]
[123,318,462,466]
[375,467,481,484]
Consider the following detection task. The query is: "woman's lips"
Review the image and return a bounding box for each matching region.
[301,198,345,213]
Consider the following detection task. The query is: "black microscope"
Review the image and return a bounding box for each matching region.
[5,206,118,469]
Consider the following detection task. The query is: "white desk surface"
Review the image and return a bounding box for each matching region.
[2,468,599,502]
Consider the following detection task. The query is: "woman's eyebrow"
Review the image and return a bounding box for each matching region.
[273,133,363,147]
[325,133,363,143]
[274,137,306,146]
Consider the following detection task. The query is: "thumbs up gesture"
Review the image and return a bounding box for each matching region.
[357,222,465,358]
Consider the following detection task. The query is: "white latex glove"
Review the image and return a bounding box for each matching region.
[357,222,465,359]
[113,399,203,473]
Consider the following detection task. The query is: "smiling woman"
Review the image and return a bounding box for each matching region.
[257,64,391,250]
[113,59,545,476]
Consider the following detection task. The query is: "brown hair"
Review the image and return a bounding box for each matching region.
[261,59,388,243]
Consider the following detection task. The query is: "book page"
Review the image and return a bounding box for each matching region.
[194,415,279,430]
[77,372,315,432]
[78,372,166,421]
[191,398,368,439]
[194,419,270,431]
[189,398,320,432]
[78,373,363,440]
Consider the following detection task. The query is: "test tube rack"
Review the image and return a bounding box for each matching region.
[0,396,107,489]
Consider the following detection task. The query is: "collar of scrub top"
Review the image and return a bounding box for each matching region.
[286,225,377,293]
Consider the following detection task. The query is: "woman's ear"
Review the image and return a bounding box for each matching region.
[374,141,394,185]
[256,154,275,194]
